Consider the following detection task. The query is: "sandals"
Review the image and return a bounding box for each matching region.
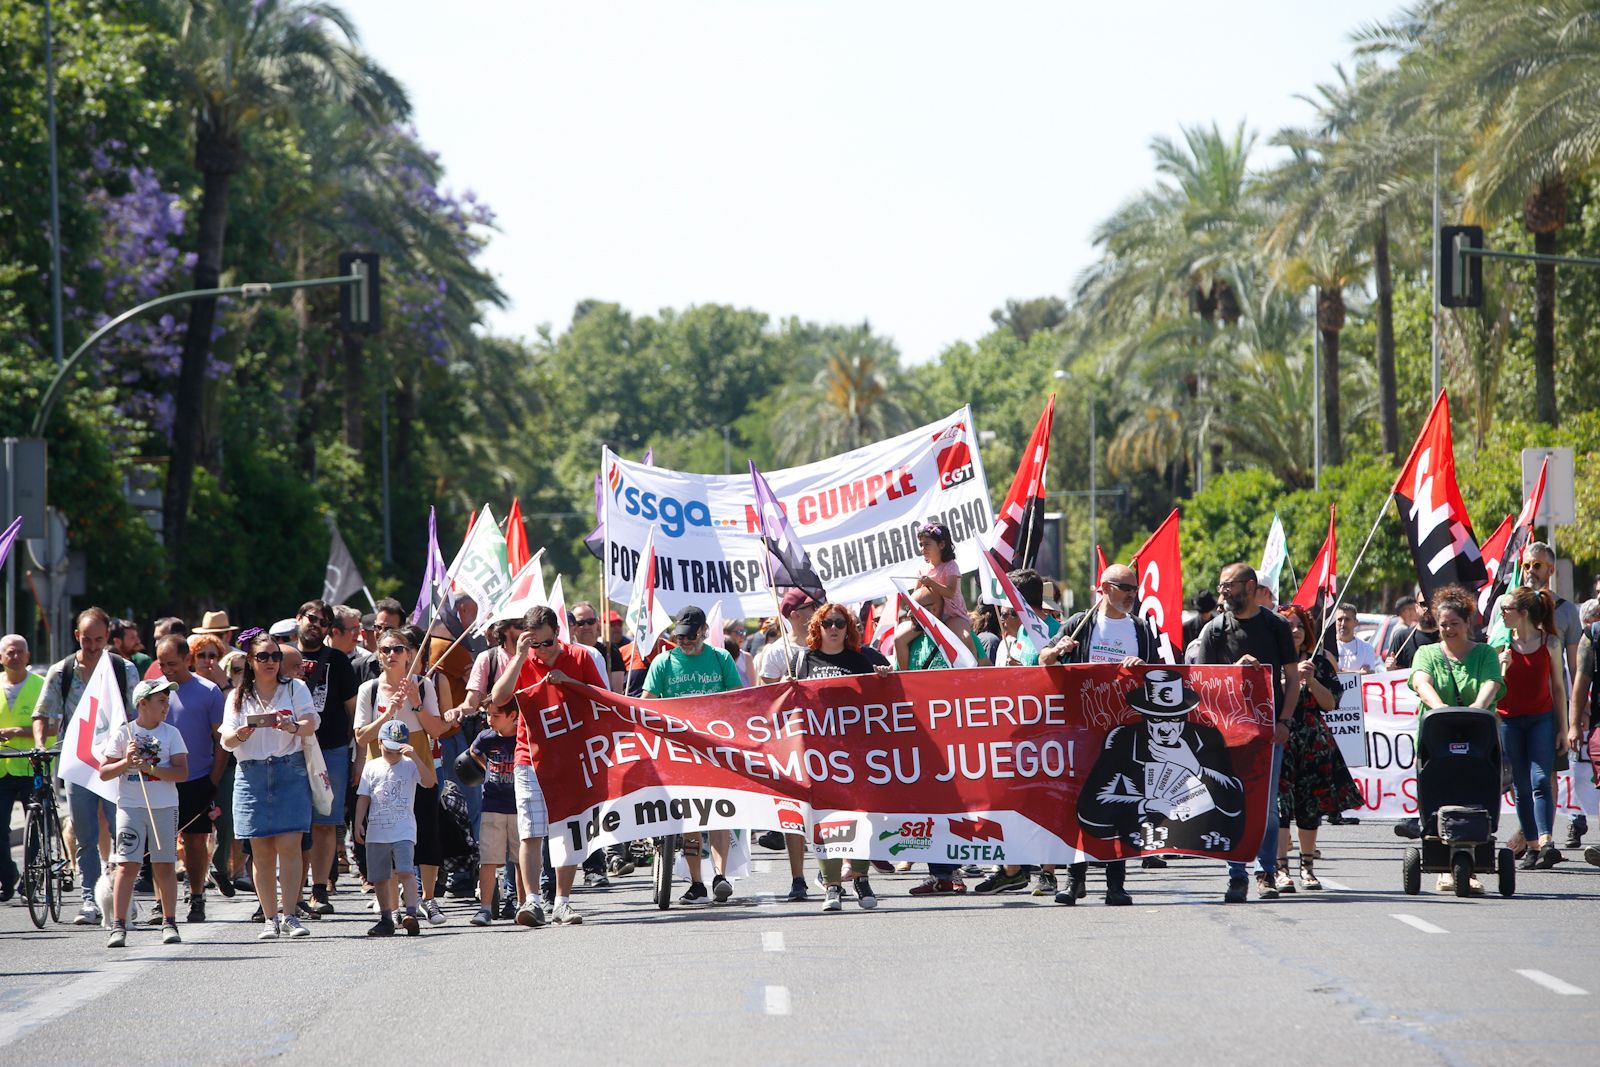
[1299,858,1322,891]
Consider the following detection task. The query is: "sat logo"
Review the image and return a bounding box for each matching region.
[932,423,975,489]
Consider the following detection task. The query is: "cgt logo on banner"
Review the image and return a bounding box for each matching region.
[601,408,996,616]
[518,663,1278,867]
[1351,669,1590,819]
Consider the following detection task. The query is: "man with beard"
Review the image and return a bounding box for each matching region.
[294,600,358,919]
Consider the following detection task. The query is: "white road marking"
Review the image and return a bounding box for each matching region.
[1515,969,1589,996]
[1317,877,1352,891]
[1390,913,1448,935]
[764,984,792,1015]
[761,931,785,952]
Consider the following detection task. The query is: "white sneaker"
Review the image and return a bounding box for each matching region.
[75,902,101,926]
[257,918,280,940]
[423,899,446,926]
[281,914,310,938]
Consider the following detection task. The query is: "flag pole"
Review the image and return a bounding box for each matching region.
[361,585,377,612]
[137,773,161,854]
[759,546,795,679]
[1325,494,1393,621]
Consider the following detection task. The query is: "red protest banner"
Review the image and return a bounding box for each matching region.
[517,663,1275,867]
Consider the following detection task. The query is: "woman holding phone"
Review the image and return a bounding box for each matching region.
[220,629,319,939]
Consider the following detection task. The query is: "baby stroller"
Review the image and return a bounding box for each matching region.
[1401,707,1515,898]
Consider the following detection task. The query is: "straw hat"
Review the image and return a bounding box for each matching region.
[193,610,236,635]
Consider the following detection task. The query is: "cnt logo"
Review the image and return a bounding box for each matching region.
[932,423,975,490]
[814,819,857,845]
[610,462,741,538]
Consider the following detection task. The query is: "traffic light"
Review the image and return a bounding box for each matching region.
[1438,225,1483,308]
[338,252,381,333]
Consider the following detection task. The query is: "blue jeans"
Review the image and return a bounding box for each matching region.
[0,776,32,891]
[1229,744,1284,880]
[66,782,116,902]
[1500,712,1555,840]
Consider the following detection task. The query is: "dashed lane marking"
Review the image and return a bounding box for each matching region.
[1390,913,1448,935]
[1515,969,1589,996]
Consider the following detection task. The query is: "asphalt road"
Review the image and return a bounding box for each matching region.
[1,822,1596,1067]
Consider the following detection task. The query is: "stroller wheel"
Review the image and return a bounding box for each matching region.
[1497,848,1516,898]
[1452,854,1472,899]
[1402,847,1422,896]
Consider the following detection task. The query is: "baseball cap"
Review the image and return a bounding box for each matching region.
[779,587,812,619]
[132,678,178,705]
[269,618,297,640]
[671,606,707,638]
[379,720,410,751]
[606,610,623,624]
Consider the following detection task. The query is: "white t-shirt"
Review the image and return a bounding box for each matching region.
[358,756,421,844]
[221,680,319,763]
[355,675,441,761]
[1337,637,1380,673]
[577,643,611,691]
[758,640,792,683]
[1087,615,1140,663]
[99,720,188,809]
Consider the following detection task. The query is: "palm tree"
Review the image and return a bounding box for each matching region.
[152,0,408,567]
[771,326,922,463]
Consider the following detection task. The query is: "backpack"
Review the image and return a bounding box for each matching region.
[57,653,131,721]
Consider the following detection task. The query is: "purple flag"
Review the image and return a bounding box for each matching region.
[0,516,20,572]
[410,506,454,627]
[749,461,826,604]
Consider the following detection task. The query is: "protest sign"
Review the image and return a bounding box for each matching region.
[601,409,995,616]
[1327,671,1368,769]
[516,663,1276,867]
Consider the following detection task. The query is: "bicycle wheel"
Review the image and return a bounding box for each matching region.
[44,801,65,924]
[23,805,47,930]
[653,834,677,910]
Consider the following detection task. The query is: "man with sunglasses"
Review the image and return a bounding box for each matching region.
[573,602,626,692]
[1197,563,1299,903]
[643,606,745,905]
[488,605,605,928]
[294,599,359,918]
[993,569,1061,668]
[330,604,380,684]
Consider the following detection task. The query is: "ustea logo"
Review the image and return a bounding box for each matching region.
[932,423,975,489]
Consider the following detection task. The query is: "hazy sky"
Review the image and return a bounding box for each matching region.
[339,0,1403,364]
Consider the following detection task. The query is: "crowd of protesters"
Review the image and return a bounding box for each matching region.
[1,534,1595,947]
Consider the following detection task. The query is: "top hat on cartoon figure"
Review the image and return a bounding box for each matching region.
[1126,669,1200,720]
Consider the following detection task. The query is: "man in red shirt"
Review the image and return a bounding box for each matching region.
[488,605,603,928]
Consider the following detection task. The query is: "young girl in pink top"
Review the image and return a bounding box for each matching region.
[893,524,971,668]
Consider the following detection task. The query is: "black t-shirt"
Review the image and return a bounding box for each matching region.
[299,643,359,749]
[1392,627,1441,671]
[596,640,627,675]
[789,646,888,679]
[1197,609,1297,717]
[349,646,382,685]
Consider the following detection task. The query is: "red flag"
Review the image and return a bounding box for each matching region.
[988,395,1055,570]
[1131,509,1181,664]
[1475,513,1515,617]
[506,498,531,573]
[1476,454,1547,619]
[1095,544,1108,585]
[1291,504,1336,620]
[1391,391,1486,597]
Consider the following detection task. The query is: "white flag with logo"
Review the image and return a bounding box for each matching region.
[448,504,512,617]
[549,574,570,643]
[626,526,671,654]
[57,654,125,803]
[486,550,546,627]
[892,576,979,669]
[1258,513,1288,599]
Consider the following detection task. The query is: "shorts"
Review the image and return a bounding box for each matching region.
[479,810,517,866]
[366,840,416,884]
[114,806,178,864]
[414,783,441,868]
[514,765,548,840]
[234,751,312,840]
[312,744,350,826]
[177,777,217,835]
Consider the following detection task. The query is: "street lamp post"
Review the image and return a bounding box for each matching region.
[44,0,64,366]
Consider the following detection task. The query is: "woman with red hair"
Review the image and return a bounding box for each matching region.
[1275,604,1362,891]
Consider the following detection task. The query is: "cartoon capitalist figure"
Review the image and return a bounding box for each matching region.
[1078,669,1247,854]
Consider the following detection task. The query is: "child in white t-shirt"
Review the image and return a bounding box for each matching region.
[97,679,189,949]
[355,720,436,936]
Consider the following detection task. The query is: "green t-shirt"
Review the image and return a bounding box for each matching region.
[1018,615,1064,667]
[643,645,743,698]
[1408,641,1503,711]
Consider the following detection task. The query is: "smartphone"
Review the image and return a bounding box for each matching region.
[246,712,279,728]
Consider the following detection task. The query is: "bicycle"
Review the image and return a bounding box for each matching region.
[651,833,679,910]
[0,748,71,929]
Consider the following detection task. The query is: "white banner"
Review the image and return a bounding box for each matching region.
[1328,671,1368,769]
[1353,669,1590,821]
[601,409,995,616]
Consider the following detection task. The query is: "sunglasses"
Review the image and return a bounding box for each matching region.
[820,618,848,630]
[1000,609,1019,619]
[573,617,598,626]
[299,615,329,626]
[252,651,284,663]
[529,638,558,649]
[378,644,408,655]
[1104,580,1137,593]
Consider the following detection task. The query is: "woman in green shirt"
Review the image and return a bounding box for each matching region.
[1406,585,1504,893]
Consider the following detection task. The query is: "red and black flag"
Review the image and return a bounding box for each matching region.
[1476,454,1547,618]
[1391,391,1486,598]
[988,395,1055,571]
[1475,513,1514,619]
[1291,503,1336,621]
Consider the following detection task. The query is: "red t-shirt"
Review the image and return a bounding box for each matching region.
[1497,643,1553,718]
[512,643,604,766]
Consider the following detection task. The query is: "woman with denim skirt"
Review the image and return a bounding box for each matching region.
[1496,586,1571,871]
[220,629,319,939]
